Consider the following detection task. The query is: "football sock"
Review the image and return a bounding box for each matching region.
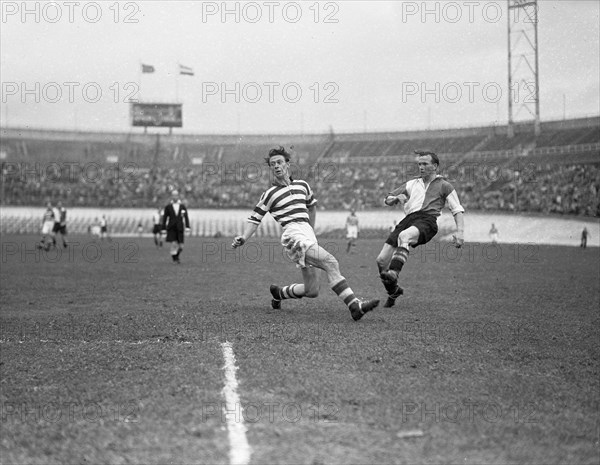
[280,284,303,300]
[389,247,409,274]
[170,244,181,258]
[331,279,359,308]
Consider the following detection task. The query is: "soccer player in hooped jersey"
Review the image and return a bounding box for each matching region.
[232,146,380,321]
[377,151,465,308]
[38,202,55,251]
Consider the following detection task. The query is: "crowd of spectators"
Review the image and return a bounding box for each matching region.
[2,160,599,217]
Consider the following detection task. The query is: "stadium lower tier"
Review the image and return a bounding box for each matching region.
[1,162,599,217]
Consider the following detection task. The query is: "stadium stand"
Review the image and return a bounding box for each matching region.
[1,116,598,216]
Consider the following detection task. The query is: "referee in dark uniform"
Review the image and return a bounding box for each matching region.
[162,190,190,263]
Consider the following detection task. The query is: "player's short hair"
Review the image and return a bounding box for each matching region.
[415,150,439,167]
[266,146,292,164]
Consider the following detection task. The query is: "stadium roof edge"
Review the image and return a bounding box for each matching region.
[1,115,598,143]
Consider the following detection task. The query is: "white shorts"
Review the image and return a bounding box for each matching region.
[281,221,318,268]
[346,225,358,240]
[42,221,54,235]
[490,233,499,242]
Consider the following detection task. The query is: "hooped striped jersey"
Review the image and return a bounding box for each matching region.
[248,179,317,228]
[42,209,54,222]
[389,175,464,217]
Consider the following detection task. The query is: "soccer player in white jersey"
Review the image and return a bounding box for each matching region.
[345,210,359,253]
[232,146,380,321]
[152,207,164,248]
[377,151,465,308]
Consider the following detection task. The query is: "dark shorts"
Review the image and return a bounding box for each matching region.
[386,211,438,248]
[52,223,61,233]
[152,225,162,234]
[57,225,67,235]
[166,229,184,244]
[101,226,107,233]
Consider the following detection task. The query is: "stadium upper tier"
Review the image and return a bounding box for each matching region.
[1,116,598,167]
[1,117,599,215]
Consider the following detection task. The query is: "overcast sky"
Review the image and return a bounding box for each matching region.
[1,0,598,134]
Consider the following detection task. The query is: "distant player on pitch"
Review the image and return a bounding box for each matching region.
[162,189,190,263]
[51,201,68,248]
[489,223,499,244]
[232,146,379,321]
[38,202,55,251]
[152,207,164,248]
[377,150,465,308]
[345,210,359,253]
[99,215,110,241]
[580,227,590,248]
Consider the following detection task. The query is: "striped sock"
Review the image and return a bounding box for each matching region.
[331,279,359,308]
[389,247,409,273]
[280,284,303,300]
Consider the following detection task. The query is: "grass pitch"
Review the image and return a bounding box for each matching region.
[1,234,598,464]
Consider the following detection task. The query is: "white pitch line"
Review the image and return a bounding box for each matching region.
[221,341,251,465]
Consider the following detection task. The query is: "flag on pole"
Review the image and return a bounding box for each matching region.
[179,64,194,76]
[141,64,155,73]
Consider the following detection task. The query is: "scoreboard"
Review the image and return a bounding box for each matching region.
[130,103,182,128]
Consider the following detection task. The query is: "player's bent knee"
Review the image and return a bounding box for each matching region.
[398,231,416,246]
[316,254,339,272]
[375,254,387,268]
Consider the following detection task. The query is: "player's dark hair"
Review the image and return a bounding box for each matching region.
[414,150,439,167]
[265,146,292,164]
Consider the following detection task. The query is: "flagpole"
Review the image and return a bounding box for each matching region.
[175,63,180,103]
[138,61,142,102]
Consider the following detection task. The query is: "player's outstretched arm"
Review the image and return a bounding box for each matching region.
[452,212,465,248]
[232,222,259,248]
[384,193,408,206]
